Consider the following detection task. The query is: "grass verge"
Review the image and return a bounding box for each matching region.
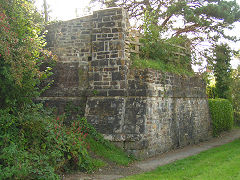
[123,139,240,180]
[87,136,133,166]
[131,58,194,76]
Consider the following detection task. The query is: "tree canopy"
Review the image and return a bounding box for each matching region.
[91,0,240,39]
[212,43,232,100]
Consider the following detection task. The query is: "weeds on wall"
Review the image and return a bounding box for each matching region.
[133,10,193,75]
[131,58,194,76]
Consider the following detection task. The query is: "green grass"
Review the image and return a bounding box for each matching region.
[131,58,194,76]
[87,136,133,166]
[123,139,240,180]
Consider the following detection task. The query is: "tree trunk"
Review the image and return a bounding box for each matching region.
[43,0,48,22]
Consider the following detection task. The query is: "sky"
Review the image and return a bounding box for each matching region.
[34,0,240,69]
[35,0,93,20]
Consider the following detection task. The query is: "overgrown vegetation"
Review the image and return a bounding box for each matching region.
[0,106,132,179]
[208,99,234,136]
[123,139,240,180]
[131,10,194,76]
[0,107,91,179]
[0,0,56,110]
[131,58,194,76]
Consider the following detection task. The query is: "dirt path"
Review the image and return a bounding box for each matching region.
[63,128,240,180]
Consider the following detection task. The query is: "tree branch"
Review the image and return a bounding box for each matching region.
[161,15,172,27]
[174,24,199,37]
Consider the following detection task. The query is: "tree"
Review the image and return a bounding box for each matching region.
[231,66,240,122]
[90,0,240,64]
[90,0,240,38]
[43,0,49,22]
[211,43,232,100]
[236,50,240,59]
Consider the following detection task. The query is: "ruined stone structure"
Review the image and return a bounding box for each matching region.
[42,7,212,158]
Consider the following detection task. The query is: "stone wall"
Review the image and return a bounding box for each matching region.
[86,67,211,158]
[122,69,211,157]
[42,7,212,158]
[41,14,92,116]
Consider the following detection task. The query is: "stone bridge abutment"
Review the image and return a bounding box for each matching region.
[41,7,212,158]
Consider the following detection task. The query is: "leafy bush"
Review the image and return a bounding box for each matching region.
[0,0,56,110]
[208,99,234,136]
[0,105,98,179]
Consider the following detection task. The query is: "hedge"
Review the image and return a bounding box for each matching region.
[208,98,234,136]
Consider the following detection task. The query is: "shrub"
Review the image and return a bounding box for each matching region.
[0,0,56,110]
[208,98,234,136]
[0,105,97,179]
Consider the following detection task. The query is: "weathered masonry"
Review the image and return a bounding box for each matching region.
[42,7,212,158]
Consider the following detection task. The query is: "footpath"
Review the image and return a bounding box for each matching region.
[64,128,240,180]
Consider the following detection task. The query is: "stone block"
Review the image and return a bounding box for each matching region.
[112,71,124,81]
[108,90,125,96]
[109,41,123,51]
[98,22,116,28]
[112,28,123,33]
[92,41,104,52]
[124,140,149,150]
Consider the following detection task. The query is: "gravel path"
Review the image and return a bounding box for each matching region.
[64,128,240,180]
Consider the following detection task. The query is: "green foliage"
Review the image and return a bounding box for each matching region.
[0,106,103,179]
[87,137,133,165]
[132,58,194,76]
[206,84,217,99]
[79,117,134,165]
[123,139,240,180]
[0,0,56,110]
[208,99,234,136]
[205,72,217,99]
[138,10,192,73]
[0,106,60,179]
[231,66,240,125]
[210,43,233,101]
[0,105,133,179]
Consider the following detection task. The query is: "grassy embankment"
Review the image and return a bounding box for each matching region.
[131,58,194,76]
